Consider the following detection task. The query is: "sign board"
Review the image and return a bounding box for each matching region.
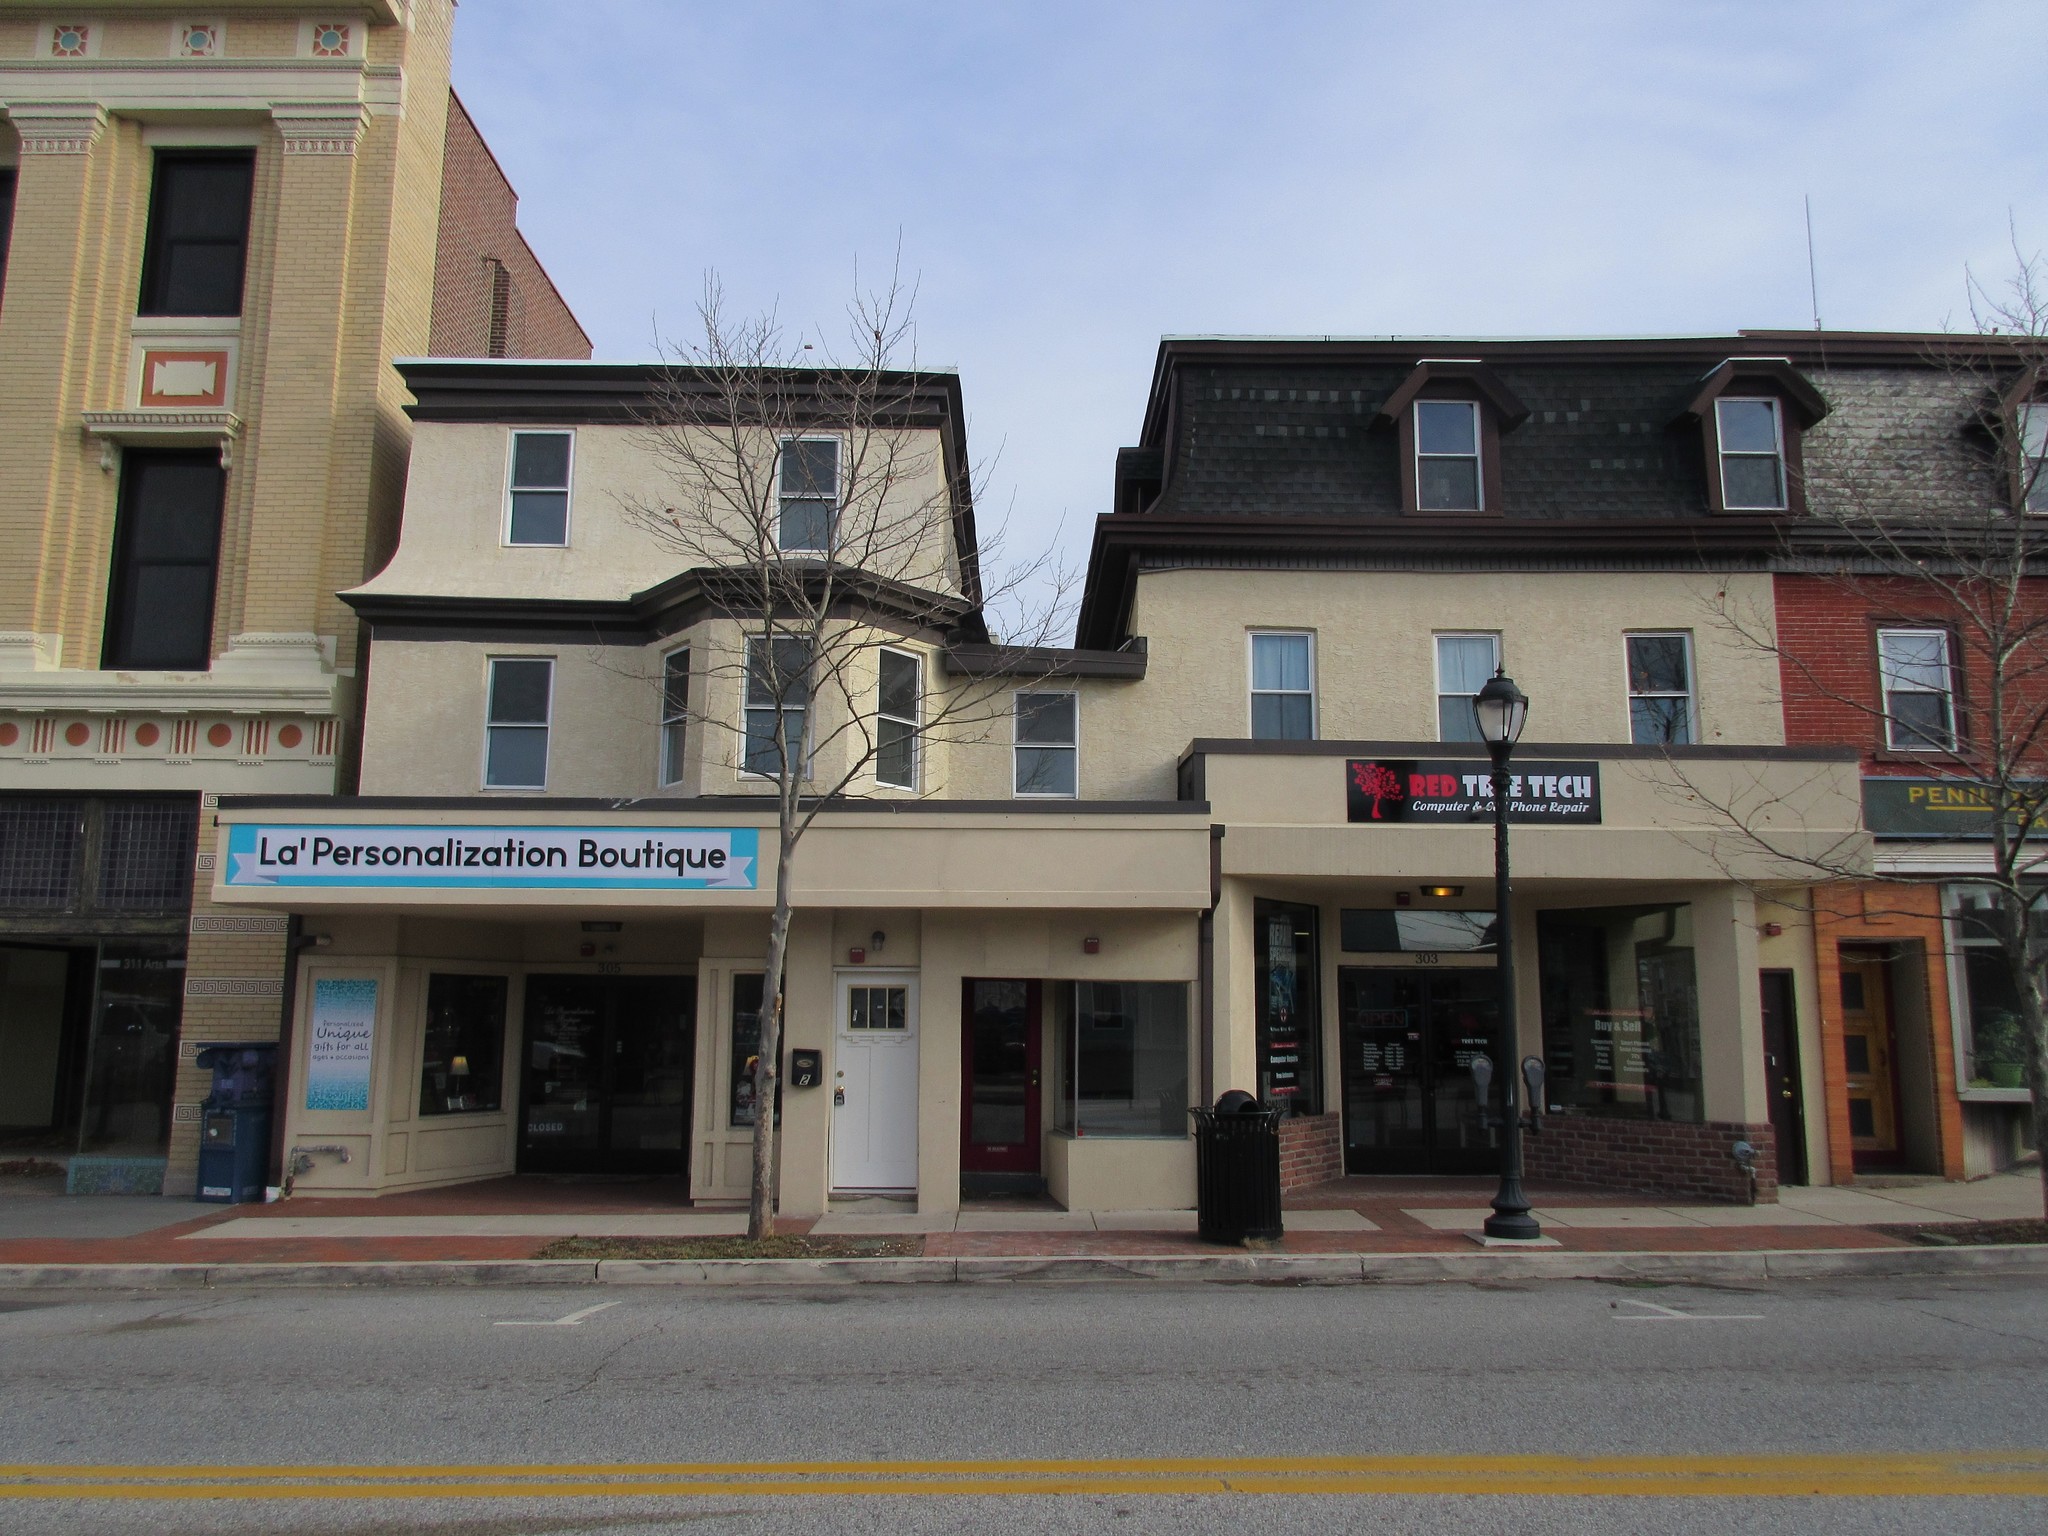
[223,824,759,891]
[1861,778,2027,840]
[305,977,377,1111]
[1346,760,1601,825]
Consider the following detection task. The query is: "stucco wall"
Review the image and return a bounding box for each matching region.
[951,567,1790,803]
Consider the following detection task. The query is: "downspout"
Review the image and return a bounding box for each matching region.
[268,914,305,1191]
[1199,824,1224,1105]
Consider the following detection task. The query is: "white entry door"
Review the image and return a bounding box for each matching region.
[831,973,919,1192]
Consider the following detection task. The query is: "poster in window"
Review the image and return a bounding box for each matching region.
[306,976,377,1111]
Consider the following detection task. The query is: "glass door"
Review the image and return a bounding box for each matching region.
[961,979,1041,1176]
[1339,968,1500,1174]
[520,975,695,1175]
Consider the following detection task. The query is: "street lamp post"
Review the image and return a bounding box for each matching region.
[1474,670,1541,1242]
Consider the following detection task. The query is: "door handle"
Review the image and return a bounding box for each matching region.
[834,1087,845,1106]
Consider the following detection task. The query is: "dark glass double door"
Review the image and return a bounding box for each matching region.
[1340,969,1501,1175]
[520,976,695,1174]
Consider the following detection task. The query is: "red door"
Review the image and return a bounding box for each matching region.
[960,979,1041,1174]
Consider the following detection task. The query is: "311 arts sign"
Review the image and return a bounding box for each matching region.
[1346,759,1602,825]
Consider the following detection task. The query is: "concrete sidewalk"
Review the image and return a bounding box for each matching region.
[0,1168,2038,1285]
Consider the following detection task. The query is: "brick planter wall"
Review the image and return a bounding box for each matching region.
[1278,1113,1344,1192]
[1522,1115,1778,1205]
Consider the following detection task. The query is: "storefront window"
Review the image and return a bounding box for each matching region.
[1945,884,2040,1089]
[1052,981,1189,1137]
[729,973,767,1127]
[418,973,506,1116]
[79,939,184,1154]
[1537,904,1704,1123]
[1254,899,1322,1113]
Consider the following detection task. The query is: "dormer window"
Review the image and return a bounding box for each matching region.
[1378,360,1528,515]
[1682,357,1828,514]
[1416,401,1482,510]
[2020,403,2047,514]
[1715,398,1786,510]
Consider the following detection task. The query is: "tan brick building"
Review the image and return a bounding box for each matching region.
[0,2,586,1195]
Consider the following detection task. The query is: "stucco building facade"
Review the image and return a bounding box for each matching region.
[211,338,1894,1213]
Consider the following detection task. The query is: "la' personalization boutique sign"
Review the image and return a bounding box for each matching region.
[224,824,760,891]
[1346,759,1602,825]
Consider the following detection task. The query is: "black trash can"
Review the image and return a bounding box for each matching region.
[1189,1090,1285,1244]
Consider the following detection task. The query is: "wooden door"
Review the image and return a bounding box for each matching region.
[1759,969,1807,1186]
[1837,956,1899,1157]
[961,979,1042,1175]
[831,974,919,1192]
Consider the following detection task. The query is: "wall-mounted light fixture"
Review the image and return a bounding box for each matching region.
[1419,884,1464,899]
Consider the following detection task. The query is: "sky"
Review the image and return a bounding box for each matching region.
[451,0,2048,627]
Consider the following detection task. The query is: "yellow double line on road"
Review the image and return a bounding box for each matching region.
[4,1452,2048,1500]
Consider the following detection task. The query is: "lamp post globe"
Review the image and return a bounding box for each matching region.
[1473,670,1528,748]
[1474,669,1541,1241]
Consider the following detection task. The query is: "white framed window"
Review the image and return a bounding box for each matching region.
[1715,397,1786,510]
[1434,633,1500,742]
[1625,632,1696,745]
[778,437,839,552]
[1014,691,1077,798]
[875,648,920,790]
[1249,631,1315,740]
[742,636,811,778]
[483,656,552,788]
[1415,399,1481,511]
[505,431,573,546]
[1877,628,1955,751]
[659,648,689,787]
[2019,404,2047,515]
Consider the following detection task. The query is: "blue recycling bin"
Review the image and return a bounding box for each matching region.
[194,1043,277,1204]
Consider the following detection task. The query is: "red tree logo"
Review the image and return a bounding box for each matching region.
[1351,761,1405,820]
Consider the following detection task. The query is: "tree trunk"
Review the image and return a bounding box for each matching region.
[1993,899,2048,1220]
[746,830,797,1241]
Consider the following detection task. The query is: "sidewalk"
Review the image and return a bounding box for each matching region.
[1,1169,2039,1276]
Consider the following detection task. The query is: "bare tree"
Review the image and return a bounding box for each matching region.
[1674,246,2048,1213]
[619,266,1075,1238]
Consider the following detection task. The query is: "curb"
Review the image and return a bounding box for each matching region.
[1,1244,2044,1290]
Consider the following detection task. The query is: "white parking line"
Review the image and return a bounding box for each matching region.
[1613,1297,1765,1322]
[494,1300,622,1328]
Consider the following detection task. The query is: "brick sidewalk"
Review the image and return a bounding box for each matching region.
[6,1169,2016,1268]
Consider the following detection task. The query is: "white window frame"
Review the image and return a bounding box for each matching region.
[1715,397,1787,511]
[659,646,689,787]
[1434,632,1501,742]
[775,434,841,553]
[482,655,553,790]
[1247,630,1317,740]
[874,646,921,791]
[1414,399,1483,512]
[740,635,812,781]
[1012,689,1079,799]
[1877,627,1956,752]
[503,429,575,548]
[1623,631,1697,745]
[2019,403,2047,515]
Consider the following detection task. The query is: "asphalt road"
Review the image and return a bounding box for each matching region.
[3,1273,2046,1533]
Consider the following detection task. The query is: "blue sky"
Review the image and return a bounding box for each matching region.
[453,1,2048,616]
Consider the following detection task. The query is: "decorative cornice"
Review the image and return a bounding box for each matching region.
[6,101,106,154]
[82,409,242,470]
[82,409,242,438]
[271,100,366,154]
